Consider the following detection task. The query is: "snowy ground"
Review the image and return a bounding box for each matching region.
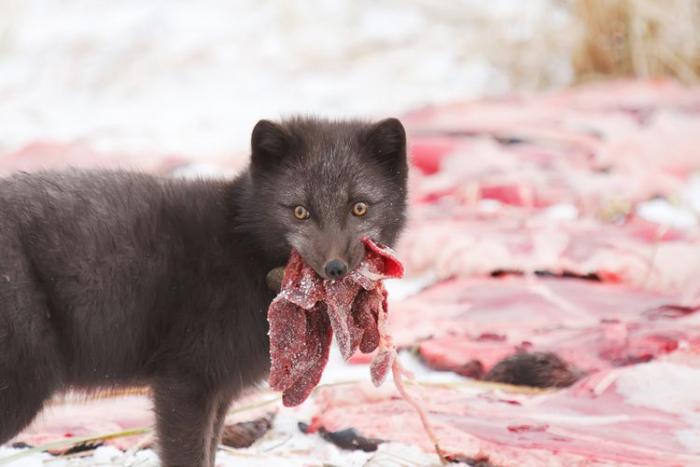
[0,0,575,157]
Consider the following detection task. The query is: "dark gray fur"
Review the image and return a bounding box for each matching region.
[0,117,408,466]
[485,352,580,388]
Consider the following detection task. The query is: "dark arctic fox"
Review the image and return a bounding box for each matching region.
[0,117,408,467]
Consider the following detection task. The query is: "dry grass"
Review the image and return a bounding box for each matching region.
[573,0,700,83]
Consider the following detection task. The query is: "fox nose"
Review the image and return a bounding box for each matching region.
[324,259,348,280]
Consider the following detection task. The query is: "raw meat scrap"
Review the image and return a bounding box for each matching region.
[267,238,404,407]
[0,141,250,179]
[400,80,700,297]
[397,205,700,293]
[309,358,700,466]
[0,142,188,176]
[388,276,676,348]
[383,275,700,381]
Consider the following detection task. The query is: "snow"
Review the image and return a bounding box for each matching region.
[636,199,699,229]
[0,448,53,467]
[383,273,437,301]
[0,0,575,158]
[681,174,700,216]
[0,446,161,467]
[543,203,579,221]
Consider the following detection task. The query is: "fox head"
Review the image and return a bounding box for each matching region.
[244,117,408,280]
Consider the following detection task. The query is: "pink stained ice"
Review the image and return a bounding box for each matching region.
[267,238,404,407]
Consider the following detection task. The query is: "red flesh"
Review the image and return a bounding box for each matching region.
[267,238,403,406]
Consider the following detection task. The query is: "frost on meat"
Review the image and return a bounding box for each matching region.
[267,238,403,406]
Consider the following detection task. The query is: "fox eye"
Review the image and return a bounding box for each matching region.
[352,202,368,217]
[293,205,310,220]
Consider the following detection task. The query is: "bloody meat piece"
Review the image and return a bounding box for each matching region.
[267,238,404,407]
[389,275,700,386]
[310,359,700,465]
[0,141,189,176]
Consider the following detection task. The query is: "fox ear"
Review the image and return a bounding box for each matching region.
[366,118,407,173]
[251,120,291,170]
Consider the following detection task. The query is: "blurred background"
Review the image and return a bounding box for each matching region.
[1,0,697,158]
